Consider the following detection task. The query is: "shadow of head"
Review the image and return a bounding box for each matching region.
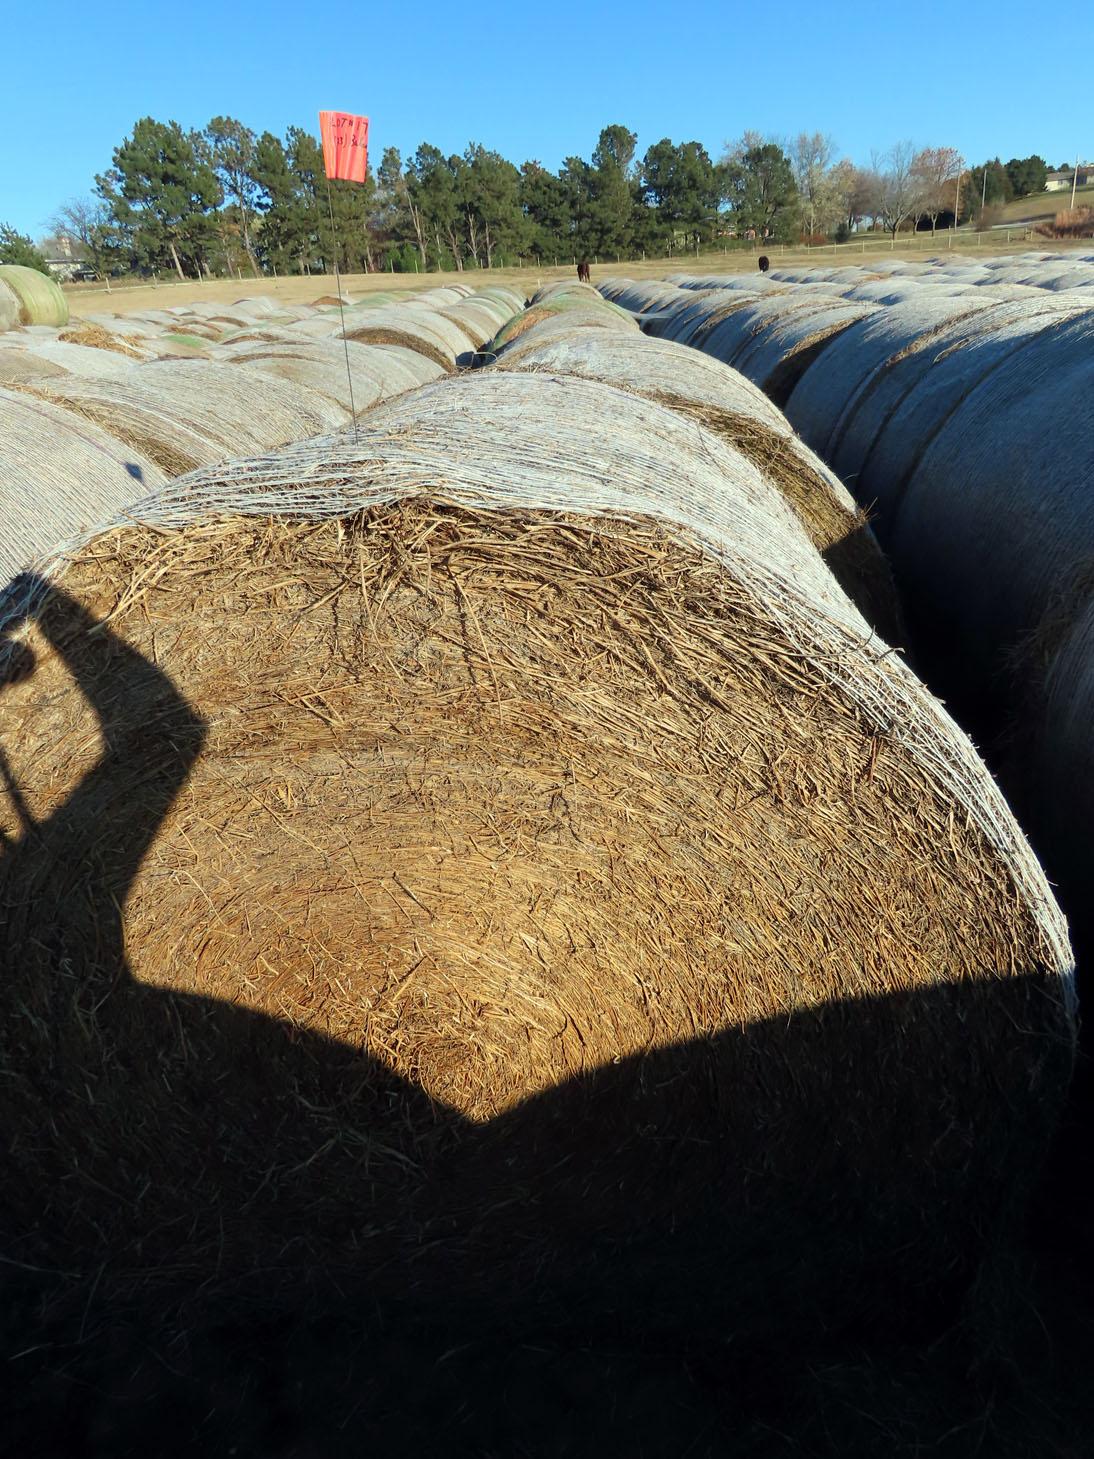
[0,575,1071,1348]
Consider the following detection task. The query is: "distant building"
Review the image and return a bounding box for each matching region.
[1046,167,1091,192]
[37,232,94,281]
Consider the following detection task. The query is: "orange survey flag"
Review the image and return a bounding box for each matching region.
[319,111,370,184]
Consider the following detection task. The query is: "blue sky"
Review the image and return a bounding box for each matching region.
[2,0,1090,238]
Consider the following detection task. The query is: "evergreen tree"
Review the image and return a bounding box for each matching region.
[642,139,725,250]
[1004,155,1048,198]
[519,162,571,261]
[0,224,51,273]
[723,137,799,242]
[98,118,221,278]
[206,116,262,275]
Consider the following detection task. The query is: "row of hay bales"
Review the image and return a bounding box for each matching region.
[479,279,638,358]
[603,263,1094,985]
[484,300,901,641]
[0,303,1075,1349]
[0,283,523,592]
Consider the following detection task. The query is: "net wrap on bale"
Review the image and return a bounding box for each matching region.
[0,264,69,327]
[0,372,1074,1344]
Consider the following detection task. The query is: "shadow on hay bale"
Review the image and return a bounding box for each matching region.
[0,532,1071,1358]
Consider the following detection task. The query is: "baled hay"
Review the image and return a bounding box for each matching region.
[817,299,1089,526]
[16,339,142,381]
[493,329,901,641]
[13,359,345,478]
[875,307,1094,716]
[341,307,469,371]
[725,300,881,407]
[227,339,445,412]
[437,301,517,348]
[0,350,69,383]
[0,264,69,327]
[485,304,638,361]
[648,291,762,346]
[0,386,164,589]
[155,334,214,357]
[0,371,1072,1337]
[57,322,146,359]
[784,296,1008,459]
[0,278,19,333]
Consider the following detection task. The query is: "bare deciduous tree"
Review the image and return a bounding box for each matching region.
[791,132,844,237]
[874,142,924,240]
[912,146,964,232]
[49,197,117,281]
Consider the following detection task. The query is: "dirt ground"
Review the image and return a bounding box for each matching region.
[62,237,1094,320]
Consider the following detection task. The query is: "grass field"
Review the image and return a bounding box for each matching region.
[62,233,1094,318]
[995,183,1094,224]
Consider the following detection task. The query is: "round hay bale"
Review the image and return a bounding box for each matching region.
[876,308,1094,718]
[437,299,519,349]
[56,322,145,358]
[784,296,1009,459]
[0,278,21,332]
[11,338,141,381]
[0,386,165,589]
[0,265,69,327]
[492,328,902,640]
[485,301,638,360]
[646,289,770,346]
[227,338,445,412]
[14,359,345,478]
[0,372,1072,1343]
[341,306,468,371]
[1027,594,1094,962]
[721,298,881,406]
[0,349,70,383]
[820,299,1090,525]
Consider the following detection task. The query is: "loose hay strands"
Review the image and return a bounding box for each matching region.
[0,371,1073,1342]
[56,322,145,359]
[490,328,902,640]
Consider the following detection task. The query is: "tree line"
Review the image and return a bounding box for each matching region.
[1,118,1065,281]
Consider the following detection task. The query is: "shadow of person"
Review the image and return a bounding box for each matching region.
[0,572,1070,1379]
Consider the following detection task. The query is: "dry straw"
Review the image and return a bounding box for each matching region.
[0,371,1072,1338]
[490,328,901,640]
